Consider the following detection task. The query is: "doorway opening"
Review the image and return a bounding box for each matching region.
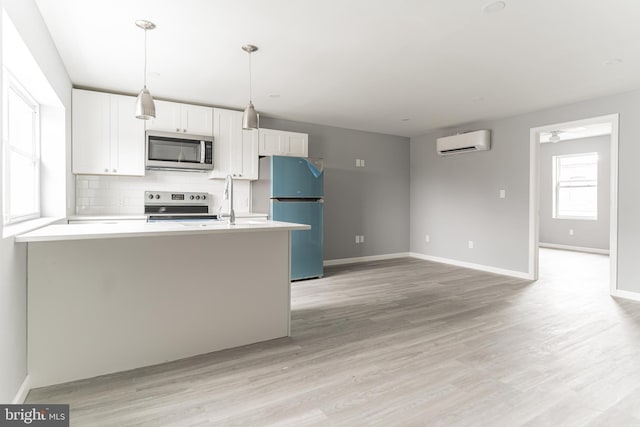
[529,114,618,296]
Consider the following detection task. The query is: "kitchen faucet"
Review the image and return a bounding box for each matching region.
[224,174,235,225]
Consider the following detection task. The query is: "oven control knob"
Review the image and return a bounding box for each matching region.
[202,195,206,200]
[155,194,160,199]
[148,194,154,200]
[196,195,201,200]
[190,195,195,200]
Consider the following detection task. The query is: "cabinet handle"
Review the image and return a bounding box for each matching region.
[104,168,109,173]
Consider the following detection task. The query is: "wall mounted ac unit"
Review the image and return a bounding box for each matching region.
[436,130,491,156]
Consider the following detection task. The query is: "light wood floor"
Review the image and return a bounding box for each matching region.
[27,249,640,426]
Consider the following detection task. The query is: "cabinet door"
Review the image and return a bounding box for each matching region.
[146,100,182,132]
[210,108,239,179]
[241,129,259,180]
[259,129,285,156]
[72,89,111,174]
[111,94,145,176]
[286,133,309,157]
[182,104,213,136]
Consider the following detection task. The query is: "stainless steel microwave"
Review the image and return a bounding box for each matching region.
[146,130,213,171]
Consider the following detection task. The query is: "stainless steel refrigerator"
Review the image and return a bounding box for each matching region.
[253,156,324,280]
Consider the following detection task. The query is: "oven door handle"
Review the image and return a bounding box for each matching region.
[200,141,206,163]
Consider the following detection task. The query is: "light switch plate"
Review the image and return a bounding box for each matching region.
[499,189,506,199]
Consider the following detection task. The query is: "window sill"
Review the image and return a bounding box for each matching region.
[3,217,66,239]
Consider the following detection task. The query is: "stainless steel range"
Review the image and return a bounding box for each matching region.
[145,191,219,222]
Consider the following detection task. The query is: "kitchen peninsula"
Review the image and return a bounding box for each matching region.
[16,220,309,388]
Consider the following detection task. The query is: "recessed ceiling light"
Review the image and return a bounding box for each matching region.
[400,118,410,122]
[268,94,280,98]
[603,58,622,66]
[482,1,506,13]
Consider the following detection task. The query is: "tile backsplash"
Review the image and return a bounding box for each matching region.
[75,170,251,215]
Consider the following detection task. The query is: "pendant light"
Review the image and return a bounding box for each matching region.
[242,44,259,129]
[135,20,156,120]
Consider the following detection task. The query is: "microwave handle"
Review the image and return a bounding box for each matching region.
[200,141,205,164]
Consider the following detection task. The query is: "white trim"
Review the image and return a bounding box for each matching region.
[529,114,619,295]
[324,252,410,266]
[539,242,609,255]
[12,375,30,404]
[611,289,640,303]
[409,252,532,280]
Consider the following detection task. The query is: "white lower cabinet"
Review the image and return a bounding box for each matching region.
[72,89,145,176]
[209,108,259,180]
[258,128,309,157]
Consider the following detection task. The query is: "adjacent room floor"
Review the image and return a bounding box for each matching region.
[27,252,640,426]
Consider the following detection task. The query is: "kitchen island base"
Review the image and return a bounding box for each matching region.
[27,229,291,388]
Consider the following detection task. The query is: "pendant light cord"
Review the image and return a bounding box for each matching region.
[143,28,148,88]
[248,51,252,103]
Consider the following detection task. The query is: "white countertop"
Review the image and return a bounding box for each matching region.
[67,212,268,221]
[16,219,309,243]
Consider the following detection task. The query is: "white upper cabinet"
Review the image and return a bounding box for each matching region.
[72,89,145,176]
[258,128,309,157]
[146,100,213,136]
[209,108,259,180]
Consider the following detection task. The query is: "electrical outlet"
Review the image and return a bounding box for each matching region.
[360,235,364,243]
[468,240,474,249]
[360,159,365,167]
[355,235,360,244]
[499,189,506,199]
[425,234,430,243]
[355,159,360,167]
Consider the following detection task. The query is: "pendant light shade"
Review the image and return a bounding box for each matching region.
[242,101,259,129]
[135,20,156,120]
[135,86,156,120]
[242,44,259,130]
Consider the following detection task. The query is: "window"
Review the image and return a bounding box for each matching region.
[553,152,598,220]
[2,68,40,224]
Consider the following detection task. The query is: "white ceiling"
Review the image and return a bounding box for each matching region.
[34,0,640,137]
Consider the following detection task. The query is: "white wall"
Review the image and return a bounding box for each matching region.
[410,88,640,294]
[0,0,72,403]
[539,135,610,250]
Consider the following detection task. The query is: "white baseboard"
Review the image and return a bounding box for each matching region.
[12,375,30,404]
[409,252,533,280]
[539,242,609,255]
[611,289,640,302]
[324,252,411,266]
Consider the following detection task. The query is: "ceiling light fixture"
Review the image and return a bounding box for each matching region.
[134,19,156,120]
[242,44,259,130]
[482,1,506,13]
[603,58,622,66]
[549,130,561,143]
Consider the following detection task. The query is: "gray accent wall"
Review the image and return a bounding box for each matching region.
[0,0,72,402]
[539,135,610,250]
[410,88,640,293]
[256,118,410,261]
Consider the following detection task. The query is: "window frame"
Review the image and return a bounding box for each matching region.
[2,67,41,225]
[552,152,598,221]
